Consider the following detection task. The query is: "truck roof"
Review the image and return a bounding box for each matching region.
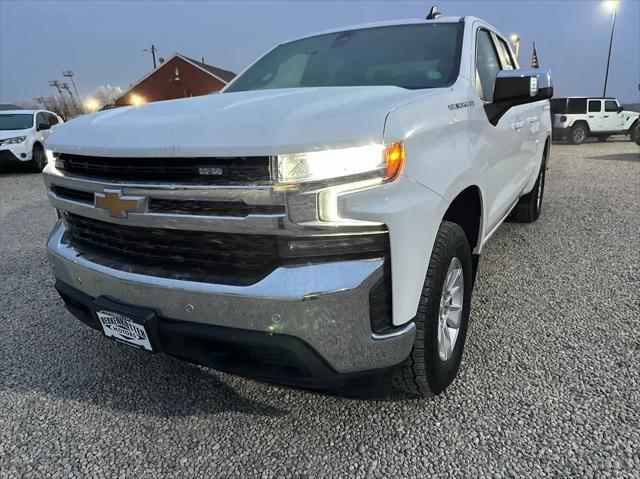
[553,97,617,100]
[280,16,470,45]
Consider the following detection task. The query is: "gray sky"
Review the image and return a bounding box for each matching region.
[1,0,639,103]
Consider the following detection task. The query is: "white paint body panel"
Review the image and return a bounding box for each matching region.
[46,87,421,157]
[44,17,552,327]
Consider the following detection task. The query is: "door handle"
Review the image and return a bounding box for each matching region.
[526,116,539,124]
[512,121,525,131]
[588,115,594,118]
[604,115,610,118]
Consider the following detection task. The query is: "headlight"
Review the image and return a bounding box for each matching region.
[276,142,405,185]
[2,136,26,145]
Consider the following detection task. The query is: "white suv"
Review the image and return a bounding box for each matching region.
[0,110,63,172]
[43,16,552,396]
[551,97,639,144]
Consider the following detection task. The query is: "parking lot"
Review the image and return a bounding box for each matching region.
[1,140,638,478]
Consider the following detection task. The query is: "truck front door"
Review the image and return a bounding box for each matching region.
[603,100,624,132]
[473,28,525,232]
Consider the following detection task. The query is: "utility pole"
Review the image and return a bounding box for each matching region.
[63,71,84,113]
[603,2,617,98]
[143,44,158,69]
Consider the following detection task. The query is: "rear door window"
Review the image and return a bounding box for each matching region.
[567,98,587,114]
[588,100,602,113]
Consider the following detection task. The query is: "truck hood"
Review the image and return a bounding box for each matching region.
[46,87,426,157]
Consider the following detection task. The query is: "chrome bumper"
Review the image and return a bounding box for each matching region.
[47,220,414,373]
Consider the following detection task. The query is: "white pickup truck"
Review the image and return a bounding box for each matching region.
[43,15,552,396]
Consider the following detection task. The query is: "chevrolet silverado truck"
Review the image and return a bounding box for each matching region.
[43,15,552,396]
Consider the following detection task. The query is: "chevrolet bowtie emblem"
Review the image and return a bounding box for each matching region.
[94,189,145,218]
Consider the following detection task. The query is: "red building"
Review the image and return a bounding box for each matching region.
[115,53,236,106]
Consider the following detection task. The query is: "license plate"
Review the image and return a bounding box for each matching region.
[97,309,153,351]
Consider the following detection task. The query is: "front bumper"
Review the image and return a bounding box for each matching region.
[47,220,415,383]
[0,147,30,165]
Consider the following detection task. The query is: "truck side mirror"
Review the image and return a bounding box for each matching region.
[37,123,51,131]
[485,69,553,126]
[617,105,624,113]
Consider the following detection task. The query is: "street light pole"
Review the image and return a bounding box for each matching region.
[63,71,84,113]
[603,2,618,98]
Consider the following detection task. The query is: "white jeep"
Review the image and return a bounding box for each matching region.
[551,97,639,144]
[43,15,553,396]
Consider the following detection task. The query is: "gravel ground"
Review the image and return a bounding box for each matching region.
[1,139,639,478]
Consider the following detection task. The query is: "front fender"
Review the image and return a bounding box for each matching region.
[624,114,639,130]
[339,177,447,326]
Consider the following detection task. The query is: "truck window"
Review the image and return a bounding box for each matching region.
[604,100,618,112]
[495,37,516,70]
[475,29,502,102]
[550,99,567,114]
[567,98,587,114]
[588,100,601,113]
[47,113,60,126]
[36,112,48,127]
[225,23,464,92]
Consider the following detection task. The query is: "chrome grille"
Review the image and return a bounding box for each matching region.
[58,154,272,185]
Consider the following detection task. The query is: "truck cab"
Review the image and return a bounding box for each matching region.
[43,15,552,397]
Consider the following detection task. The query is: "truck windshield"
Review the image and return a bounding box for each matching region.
[226,23,463,92]
[0,113,34,130]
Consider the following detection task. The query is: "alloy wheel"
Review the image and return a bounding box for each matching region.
[437,257,464,361]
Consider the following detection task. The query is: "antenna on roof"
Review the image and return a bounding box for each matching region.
[426,5,442,20]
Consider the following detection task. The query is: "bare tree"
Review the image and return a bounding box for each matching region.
[33,95,76,119]
[92,85,124,107]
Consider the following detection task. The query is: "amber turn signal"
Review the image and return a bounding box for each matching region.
[385,141,405,181]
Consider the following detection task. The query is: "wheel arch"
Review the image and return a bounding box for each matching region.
[572,120,590,133]
[441,185,483,255]
[543,135,551,166]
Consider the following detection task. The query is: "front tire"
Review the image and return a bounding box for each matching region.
[568,123,588,145]
[29,144,46,173]
[630,123,639,144]
[394,222,473,397]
